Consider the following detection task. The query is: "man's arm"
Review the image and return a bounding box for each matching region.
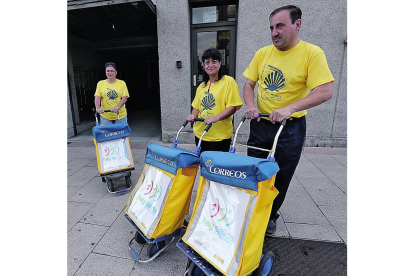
[269,82,333,123]
[243,78,262,121]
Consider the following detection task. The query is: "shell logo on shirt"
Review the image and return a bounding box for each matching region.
[105,88,119,105]
[200,92,216,118]
[260,65,286,102]
[107,89,118,99]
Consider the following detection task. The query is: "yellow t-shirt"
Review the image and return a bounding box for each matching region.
[192,75,243,141]
[243,40,334,118]
[94,79,130,120]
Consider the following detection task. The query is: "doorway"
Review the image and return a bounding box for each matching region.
[190,4,238,103]
[67,1,161,142]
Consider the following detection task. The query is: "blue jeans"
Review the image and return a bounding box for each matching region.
[99,115,128,126]
[247,116,306,218]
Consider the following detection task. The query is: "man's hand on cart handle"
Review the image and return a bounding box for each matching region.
[245,106,261,122]
[270,106,294,124]
[96,107,104,114]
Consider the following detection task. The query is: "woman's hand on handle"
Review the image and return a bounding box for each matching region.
[186,114,195,122]
[111,106,120,113]
[203,116,218,125]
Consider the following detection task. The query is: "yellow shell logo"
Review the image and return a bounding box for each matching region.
[205,159,212,168]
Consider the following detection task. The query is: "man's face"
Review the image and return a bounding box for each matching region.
[270,10,301,51]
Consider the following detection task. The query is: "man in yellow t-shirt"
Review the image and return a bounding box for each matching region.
[94,62,130,125]
[243,5,334,237]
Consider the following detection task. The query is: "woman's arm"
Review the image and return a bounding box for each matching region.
[186,108,200,122]
[203,106,237,125]
[95,96,104,113]
[111,96,128,112]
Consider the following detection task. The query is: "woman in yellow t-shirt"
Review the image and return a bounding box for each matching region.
[186,48,243,153]
[94,62,130,125]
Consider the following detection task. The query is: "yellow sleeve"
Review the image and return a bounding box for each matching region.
[225,77,243,111]
[121,81,130,98]
[306,51,335,90]
[94,81,102,97]
[243,50,261,81]
[191,84,203,110]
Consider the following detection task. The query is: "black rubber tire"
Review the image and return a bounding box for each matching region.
[134,231,146,244]
[187,262,206,276]
[101,177,106,182]
[252,251,275,276]
[147,240,166,258]
[125,175,132,188]
[107,179,115,192]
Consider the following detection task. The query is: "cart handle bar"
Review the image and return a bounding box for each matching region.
[231,114,286,161]
[173,118,212,154]
[95,110,120,125]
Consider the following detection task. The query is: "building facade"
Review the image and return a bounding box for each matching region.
[68,0,347,147]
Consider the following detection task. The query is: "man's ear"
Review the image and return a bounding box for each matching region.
[295,19,302,31]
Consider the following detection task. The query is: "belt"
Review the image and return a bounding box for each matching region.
[287,116,303,121]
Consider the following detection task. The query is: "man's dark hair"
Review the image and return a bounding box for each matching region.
[269,5,302,24]
[201,48,224,87]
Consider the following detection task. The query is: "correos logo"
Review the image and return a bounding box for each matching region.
[103,130,125,137]
[205,159,246,179]
[152,150,174,167]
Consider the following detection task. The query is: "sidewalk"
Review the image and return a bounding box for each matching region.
[67,140,346,275]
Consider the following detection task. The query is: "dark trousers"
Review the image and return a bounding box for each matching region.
[247,117,306,219]
[195,137,232,154]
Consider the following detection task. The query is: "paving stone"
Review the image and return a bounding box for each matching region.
[68,158,95,177]
[274,213,290,237]
[67,147,86,160]
[93,212,141,259]
[306,154,347,194]
[280,179,330,225]
[85,158,98,167]
[68,177,107,204]
[74,253,135,276]
[68,167,99,188]
[285,223,342,242]
[68,201,95,231]
[302,182,347,208]
[129,137,151,143]
[294,156,346,208]
[331,154,347,167]
[294,154,318,175]
[81,191,131,227]
[68,146,96,160]
[319,205,347,244]
[67,223,109,276]
[68,186,80,199]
